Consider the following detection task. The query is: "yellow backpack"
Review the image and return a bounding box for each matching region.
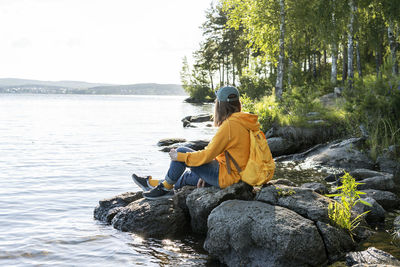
[225,130,275,186]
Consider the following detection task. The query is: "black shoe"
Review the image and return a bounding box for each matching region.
[132,174,154,191]
[142,183,174,200]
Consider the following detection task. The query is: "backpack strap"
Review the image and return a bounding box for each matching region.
[224,150,242,174]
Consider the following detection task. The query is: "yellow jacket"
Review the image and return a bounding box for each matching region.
[176,112,260,188]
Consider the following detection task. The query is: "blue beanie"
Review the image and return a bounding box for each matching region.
[215,86,239,102]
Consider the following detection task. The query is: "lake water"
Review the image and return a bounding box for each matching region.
[0,94,217,266]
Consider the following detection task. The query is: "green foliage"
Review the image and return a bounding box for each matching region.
[239,69,273,99]
[276,187,296,197]
[344,58,400,160]
[241,84,347,131]
[326,172,371,239]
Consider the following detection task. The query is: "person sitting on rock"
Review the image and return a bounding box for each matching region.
[132,86,263,200]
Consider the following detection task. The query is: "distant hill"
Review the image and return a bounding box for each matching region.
[0,78,111,89]
[0,78,187,95]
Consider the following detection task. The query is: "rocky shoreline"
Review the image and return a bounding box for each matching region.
[94,117,400,266]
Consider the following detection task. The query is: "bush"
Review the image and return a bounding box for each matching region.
[343,59,400,160]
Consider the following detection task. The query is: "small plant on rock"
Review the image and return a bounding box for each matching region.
[326,172,371,240]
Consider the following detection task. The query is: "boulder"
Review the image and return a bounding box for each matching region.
[316,221,356,263]
[256,185,332,223]
[301,182,329,195]
[160,140,210,152]
[304,138,375,170]
[94,192,143,224]
[204,200,328,267]
[361,189,400,211]
[353,197,386,225]
[173,185,196,218]
[276,138,375,171]
[157,138,187,146]
[186,182,254,234]
[267,137,297,157]
[349,169,387,180]
[182,114,213,123]
[394,216,400,229]
[111,198,187,239]
[182,114,213,127]
[357,175,396,192]
[268,178,297,187]
[345,247,400,266]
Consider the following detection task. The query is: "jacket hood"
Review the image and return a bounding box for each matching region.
[228,112,260,131]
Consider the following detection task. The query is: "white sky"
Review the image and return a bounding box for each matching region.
[0,0,213,84]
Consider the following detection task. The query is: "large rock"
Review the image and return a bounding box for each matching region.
[256,185,332,223]
[94,192,143,223]
[349,169,387,180]
[111,198,187,239]
[160,140,210,152]
[204,200,328,267]
[277,138,375,171]
[361,189,400,211]
[182,114,213,127]
[301,182,329,195]
[186,182,254,234]
[304,138,374,170]
[357,175,396,192]
[157,138,186,146]
[316,221,356,262]
[353,197,386,225]
[345,247,400,266]
[267,137,297,157]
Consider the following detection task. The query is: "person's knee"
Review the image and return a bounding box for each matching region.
[176,147,192,153]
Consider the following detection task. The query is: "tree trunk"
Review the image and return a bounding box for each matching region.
[275,0,285,100]
[388,21,399,75]
[209,70,214,91]
[356,39,362,78]
[313,53,317,78]
[222,57,225,85]
[331,42,338,84]
[288,38,293,87]
[342,41,348,83]
[347,0,355,88]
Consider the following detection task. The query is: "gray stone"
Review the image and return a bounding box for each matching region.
[361,189,400,211]
[182,114,213,123]
[186,182,254,234]
[157,138,187,146]
[173,185,196,217]
[111,198,187,239]
[304,138,374,170]
[268,178,296,187]
[349,169,387,180]
[393,216,400,231]
[267,137,297,157]
[316,221,356,262]
[94,192,143,223]
[353,197,386,225]
[301,182,329,195]
[345,247,400,266]
[256,185,332,223]
[159,140,210,152]
[357,175,396,192]
[204,200,327,267]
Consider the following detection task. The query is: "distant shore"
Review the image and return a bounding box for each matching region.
[0,78,187,96]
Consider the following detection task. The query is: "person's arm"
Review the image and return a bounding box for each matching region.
[176,122,230,166]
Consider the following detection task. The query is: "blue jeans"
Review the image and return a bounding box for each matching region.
[165,147,220,189]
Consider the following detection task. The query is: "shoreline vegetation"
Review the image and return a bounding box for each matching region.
[180,0,400,164]
[0,78,186,96]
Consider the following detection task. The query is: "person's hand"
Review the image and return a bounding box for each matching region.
[169,148,178,161]
[197,178,205,188]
